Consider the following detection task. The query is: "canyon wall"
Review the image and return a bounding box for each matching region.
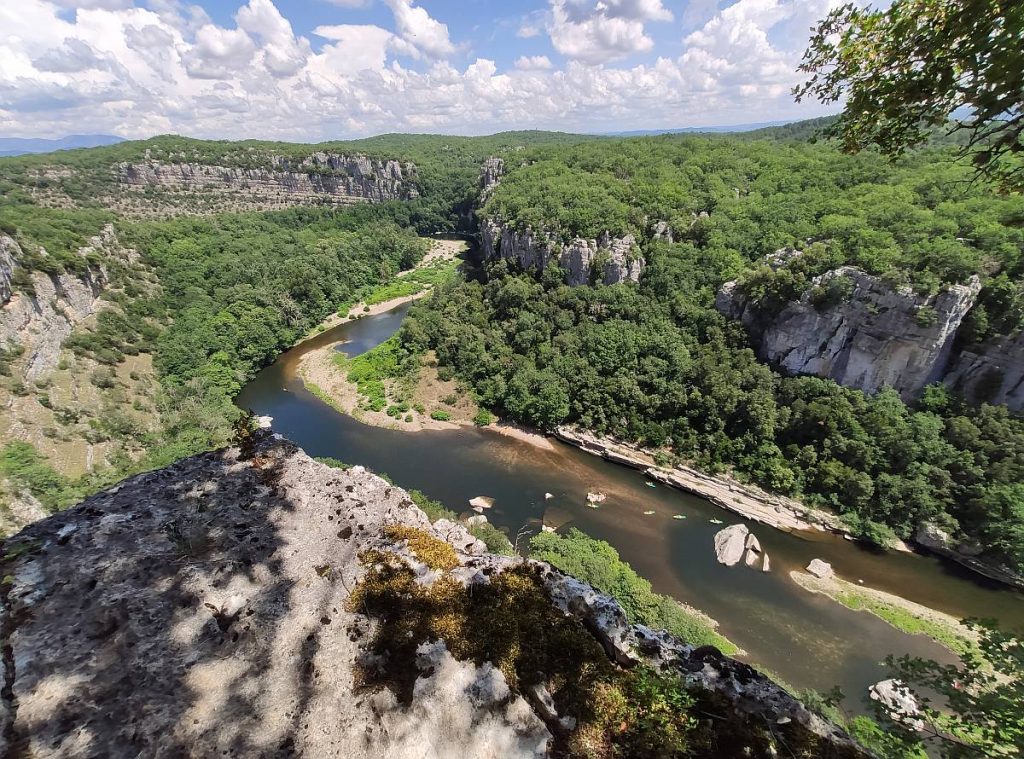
[715,261,1024,408]
[0,227,126,379]
[480,218,645,287]
[0,432,865,758]
[117,152,418,207]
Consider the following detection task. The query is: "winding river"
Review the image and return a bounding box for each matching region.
[237,302,1024,712]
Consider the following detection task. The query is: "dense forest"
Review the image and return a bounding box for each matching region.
[3,125,1024,572]
[401,135,1024,571]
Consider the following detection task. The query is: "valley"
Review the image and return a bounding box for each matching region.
[2,120,1022,757]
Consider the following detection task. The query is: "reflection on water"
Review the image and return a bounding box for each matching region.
[237,304,1024,712]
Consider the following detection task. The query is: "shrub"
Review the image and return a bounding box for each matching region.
[430,410,451,421]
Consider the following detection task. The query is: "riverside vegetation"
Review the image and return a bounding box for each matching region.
[2,120,1023,757]
[401,134,1024,575]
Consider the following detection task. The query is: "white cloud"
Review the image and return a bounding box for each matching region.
[382,0,455,59]
[546,0,672,64]
[236,0,310,77]
[515,55,553,70]
[183,24,256,79]
[0,0,838,141]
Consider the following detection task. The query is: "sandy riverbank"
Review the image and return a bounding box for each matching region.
[790,570,977,656]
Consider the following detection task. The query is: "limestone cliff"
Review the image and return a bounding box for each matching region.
[0,227,159,484]
[0,433,866,758]
[0,227,127,380]
[944,331,1024,411]
[717,264,982,400]
[481,218,645,287]
[117,152,417,208]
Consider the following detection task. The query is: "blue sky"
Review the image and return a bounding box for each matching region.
[1,1,843,140]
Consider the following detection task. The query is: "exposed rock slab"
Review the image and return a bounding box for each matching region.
[480,218,644,286]
[717,263,981,400]
[807,558,835,579]
[0,433,867,757]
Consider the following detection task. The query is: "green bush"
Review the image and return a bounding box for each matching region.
[430,410,451,421]
[530,529,737,653]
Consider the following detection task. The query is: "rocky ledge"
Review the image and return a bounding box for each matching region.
[481,218,645,287]
[117,152,417,206]
[717,264,981,401]
[0,433,866,757]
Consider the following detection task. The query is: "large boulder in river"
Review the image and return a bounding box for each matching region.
[806,558,835,579]
[714,524,749,566]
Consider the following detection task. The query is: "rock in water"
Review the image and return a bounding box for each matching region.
[762,554,771,572]
[869,679,924,731]
[465,514,489,527]
[714,524,749,566]
[807,558,835,579]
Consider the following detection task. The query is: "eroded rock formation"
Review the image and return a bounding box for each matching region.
[480,218,645,287]
[0,226,129,379]
[117,153,417,207]
[0,433,866,757]
[717,263,983,401]
[944,331,1024,410]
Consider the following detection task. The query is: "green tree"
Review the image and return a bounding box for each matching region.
[796,0,1024,190]
[880,621,1024,757]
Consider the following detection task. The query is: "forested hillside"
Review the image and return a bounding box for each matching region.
[404,134,1024,572]
[0,132,588,528]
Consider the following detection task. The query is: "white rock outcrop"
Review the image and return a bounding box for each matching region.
[714,524,750,566]
[0,228,124,378]
[481,218,644,287]
[117,153,417,206]
[717,263,982,400]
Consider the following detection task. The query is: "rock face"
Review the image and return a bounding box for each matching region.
[944,330,1024,411]
[479,157,504,195]
[117,153,417,206]
[0,227,124,379]
[480,218,645,286]
[0,434,866,757]
[717,263,983,400]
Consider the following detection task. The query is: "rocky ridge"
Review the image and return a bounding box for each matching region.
[480,218,645,287]
[717,264,982,401]
[116,152,418,208]
[0,432,866,757]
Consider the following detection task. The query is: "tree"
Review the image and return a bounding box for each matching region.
[796,0,1024,191]
[879,620,1024,757]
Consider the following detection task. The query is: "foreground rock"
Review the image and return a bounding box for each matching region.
[0,434,868,757]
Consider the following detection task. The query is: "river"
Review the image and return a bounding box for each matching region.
[237,302,1024,712]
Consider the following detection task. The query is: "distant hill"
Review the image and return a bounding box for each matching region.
[603,119,805,137]
[0,134,125,157]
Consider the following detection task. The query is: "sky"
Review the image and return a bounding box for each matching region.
[0,0,850,141]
